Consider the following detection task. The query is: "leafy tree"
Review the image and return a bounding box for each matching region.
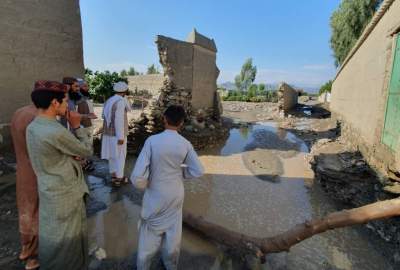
[127,66,139,76]
[120,69,128,77]
[234,58,257,91]
[147,64,160,74]
[319,80,333,95]
[248,84,258,98]
[258,83,266,92]
[84,70,128,103]
[330,0,381,66]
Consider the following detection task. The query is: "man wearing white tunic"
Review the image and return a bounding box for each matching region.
[130,105,204,270]
[101,81,131,187]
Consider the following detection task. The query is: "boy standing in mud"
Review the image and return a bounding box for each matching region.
[130,105,204,270]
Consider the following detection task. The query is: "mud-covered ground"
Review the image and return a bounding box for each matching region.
[1,99,398,270]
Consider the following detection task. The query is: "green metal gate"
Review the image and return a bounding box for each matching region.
[382,34,400,151]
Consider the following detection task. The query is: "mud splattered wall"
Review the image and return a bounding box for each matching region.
[0,0,84,148]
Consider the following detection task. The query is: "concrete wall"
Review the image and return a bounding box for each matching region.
[191,45,218,111]
[0,0,84,149]
[127,74,164,96]
[278,82,298,112]
[330,0,400,171]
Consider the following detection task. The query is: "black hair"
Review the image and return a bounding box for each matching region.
[31,90,66,109]
[68,89,82,101]
[62,77,78,85]
[164,105,186,126]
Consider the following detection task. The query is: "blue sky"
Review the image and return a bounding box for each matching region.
[80,0,341,90]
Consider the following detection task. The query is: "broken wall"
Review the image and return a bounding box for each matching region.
[278,82,298,113]
[127,74,164,96]
[330,0,400,173]
[128,31,223,151]
[0,0,84,149]
[191,45,219,112]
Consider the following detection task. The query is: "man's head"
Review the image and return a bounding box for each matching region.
[31,80,69,116]
[113,81,129,96]
[77,78,90,97]
[163,105,186,129]
[63,77,80,92]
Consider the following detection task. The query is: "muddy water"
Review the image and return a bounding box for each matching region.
[87,122,392,270]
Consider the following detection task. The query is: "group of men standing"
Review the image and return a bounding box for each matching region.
[10,78,204,270]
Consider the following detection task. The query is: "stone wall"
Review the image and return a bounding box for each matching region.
[330,0,400,174]
[127,74,164,96]
[277,82,298,113]
[0,0,84,150]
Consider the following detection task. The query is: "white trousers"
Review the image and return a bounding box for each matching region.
[108,140,127,178]
[136,216,182,270]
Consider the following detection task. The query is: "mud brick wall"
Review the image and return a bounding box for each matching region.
[278,82,298,113]
[191,44,219,111]
[330,0,400,174]
[127,74,164,96]
[0,0,84,150]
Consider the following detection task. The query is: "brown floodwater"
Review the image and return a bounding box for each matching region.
[87,122,393,270]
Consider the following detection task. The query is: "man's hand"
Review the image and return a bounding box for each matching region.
[67,111,81,129]
[117,139,124,145]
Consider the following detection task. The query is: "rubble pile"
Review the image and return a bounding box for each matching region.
[310,138,400,255]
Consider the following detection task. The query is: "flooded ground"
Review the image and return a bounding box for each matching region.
[86,121,393,270]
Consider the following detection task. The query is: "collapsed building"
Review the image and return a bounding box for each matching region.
[127,29,226,151]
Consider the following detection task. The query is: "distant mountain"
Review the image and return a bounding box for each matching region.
[218,81,236,90]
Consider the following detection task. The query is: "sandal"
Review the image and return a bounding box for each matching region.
[111,176,129,187]
[120,176,129,185]
[111,177,121,187]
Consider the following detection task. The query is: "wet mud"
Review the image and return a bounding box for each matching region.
[86,121,393,270]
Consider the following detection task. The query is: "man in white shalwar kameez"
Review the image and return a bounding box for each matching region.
[130,105,204,270]
[101,81,131,187]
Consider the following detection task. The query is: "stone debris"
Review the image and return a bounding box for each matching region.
[309,137,400,256]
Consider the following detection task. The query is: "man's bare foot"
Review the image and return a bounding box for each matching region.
[25,258,39,270]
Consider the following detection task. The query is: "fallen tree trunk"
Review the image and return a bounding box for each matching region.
[183,198,400,259]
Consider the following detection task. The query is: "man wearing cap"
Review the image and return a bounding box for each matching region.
[101,81,131,187]
[26,80,92,270]
[10,104,39,270]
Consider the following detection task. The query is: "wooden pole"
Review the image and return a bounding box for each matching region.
[183,198,400,258]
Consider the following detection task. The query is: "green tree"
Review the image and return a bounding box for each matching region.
[258,83,266,92]
[319,80,333,95]
[330,0,381,66]
[120,69,128,77]
[147,64,160,74]
[85,70,128,103]
[127,66,139,76]
[248,84,258,98]
[234,58,257,91]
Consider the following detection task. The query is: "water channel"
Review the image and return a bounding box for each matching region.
[87,122,392,270]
